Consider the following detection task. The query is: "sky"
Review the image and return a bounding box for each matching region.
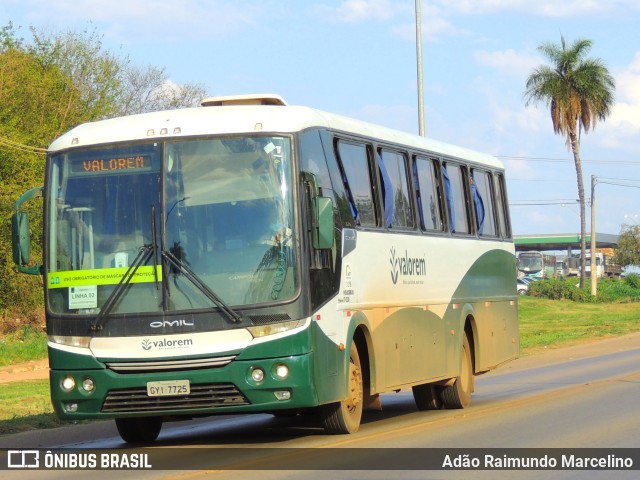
[3,0,640,238]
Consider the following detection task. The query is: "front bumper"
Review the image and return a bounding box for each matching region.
[50,352,318,420]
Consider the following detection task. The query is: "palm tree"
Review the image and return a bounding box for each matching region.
[524,36,615,289]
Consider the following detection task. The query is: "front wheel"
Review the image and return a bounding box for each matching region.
[441,333,474,409]
[115,417,163,443]
[320,342,363,434]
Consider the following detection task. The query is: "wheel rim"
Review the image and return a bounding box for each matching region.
[346,358,363,414]
[461,340,473,396]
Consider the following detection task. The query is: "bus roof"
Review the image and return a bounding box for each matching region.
[48,97,503,169]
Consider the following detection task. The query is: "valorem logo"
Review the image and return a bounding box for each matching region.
[390,247,399,284]
[140,337,194,351]
[389,247,426,285]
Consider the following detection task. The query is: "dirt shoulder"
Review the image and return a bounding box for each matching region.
[0,359,49,384]
[2,331,640,384]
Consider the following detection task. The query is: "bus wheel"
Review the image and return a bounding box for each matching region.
[320,342,363,434]
[412,383,442,410]
[441,333,474,409]
[115,417,163,443]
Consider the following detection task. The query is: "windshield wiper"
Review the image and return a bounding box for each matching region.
[90,244,154,332]
[162,249,243,324]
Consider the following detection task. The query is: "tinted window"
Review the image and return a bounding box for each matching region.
[379,149,414,229]
[443,163,471,234]
[471,169,497,237]
[336,141,376,227]
[414,156,444,232]
[494,173,511,238]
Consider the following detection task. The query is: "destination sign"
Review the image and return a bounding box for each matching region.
[70,155,154,175]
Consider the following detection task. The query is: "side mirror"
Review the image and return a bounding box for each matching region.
[312,196,334,250]
[12,186,43,275]
[12,212,31,265]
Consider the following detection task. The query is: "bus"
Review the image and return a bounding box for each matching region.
[517,251,556,279]
[12,94,519,443]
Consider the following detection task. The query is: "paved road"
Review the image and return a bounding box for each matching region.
[2,333,640,479]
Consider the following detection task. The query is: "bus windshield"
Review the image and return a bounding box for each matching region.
[518,253,542,274]
[47,136,297,316]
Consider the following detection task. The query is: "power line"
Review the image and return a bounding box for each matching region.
[0,135,47,155]
[497,155,640,165]
[510,201,580,206]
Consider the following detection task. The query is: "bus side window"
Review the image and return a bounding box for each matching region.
[494,173,512,239]
[378,149,414,229]
[318,130,355,228]
[413,156,444,232]
[335,140,377,227]
[443,162,471,235]
[300,130,337,205]
[300,129,342,309]
[471,169,498,237]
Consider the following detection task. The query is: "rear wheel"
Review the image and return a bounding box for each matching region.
[441,333,474,409]
[412,383,442,410]
[320,342,363,434]
[115,417,163,443]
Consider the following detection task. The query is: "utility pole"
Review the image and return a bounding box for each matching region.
[415,0,425,136]
[590,175,597,296]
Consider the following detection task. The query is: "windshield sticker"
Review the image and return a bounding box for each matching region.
[48,266,162,289]
[69,285,98,309]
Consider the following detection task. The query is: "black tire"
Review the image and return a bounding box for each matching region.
[441,333,474,409]
[320,342,363,434]
[412,383,442,411]
[115,417,163,443]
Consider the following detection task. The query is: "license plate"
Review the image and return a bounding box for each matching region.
[147,380,190,397]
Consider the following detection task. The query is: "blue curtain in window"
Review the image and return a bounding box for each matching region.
[472,175,485,234]
[412,161,425,230]
[442,165,454,232]
[378,153,394,228]
[340,168,360,225]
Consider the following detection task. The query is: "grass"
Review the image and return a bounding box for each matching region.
[518,296,640,353]
[0,326,48,366]
[0,380,69,434]
[1,297,640,435]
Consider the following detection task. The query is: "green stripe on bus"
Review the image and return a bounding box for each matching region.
[47,266,163,289]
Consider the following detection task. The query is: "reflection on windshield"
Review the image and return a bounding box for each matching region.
[48,144,163,315]
[164,137,296,310]
[47,136,297,316]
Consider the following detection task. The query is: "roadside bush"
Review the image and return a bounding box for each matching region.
[528,278,590,302]
[622,273,640,290]
[528,275,640,303]
[596,275,640,303]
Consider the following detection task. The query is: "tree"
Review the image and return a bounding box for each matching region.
[0,23,207,317]
[615,224,640,268]
[524,36,615,289]
[115,64,205,116]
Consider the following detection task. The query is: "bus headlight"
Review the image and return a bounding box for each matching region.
[247,319,306,338]
[48,335,91,348]
[61,375,76,392]
[250,367,265,383]
[274,364,289,379]
[81,377,95,393]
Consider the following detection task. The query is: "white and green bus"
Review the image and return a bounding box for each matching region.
[12,94,519,443]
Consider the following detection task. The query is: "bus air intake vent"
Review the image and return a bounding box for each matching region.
[248,313,291,325]
[101,383,249,413]
[105,355,236,373]
[201,94,287,107]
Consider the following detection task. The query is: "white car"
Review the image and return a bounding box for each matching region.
[517,278,529,295]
